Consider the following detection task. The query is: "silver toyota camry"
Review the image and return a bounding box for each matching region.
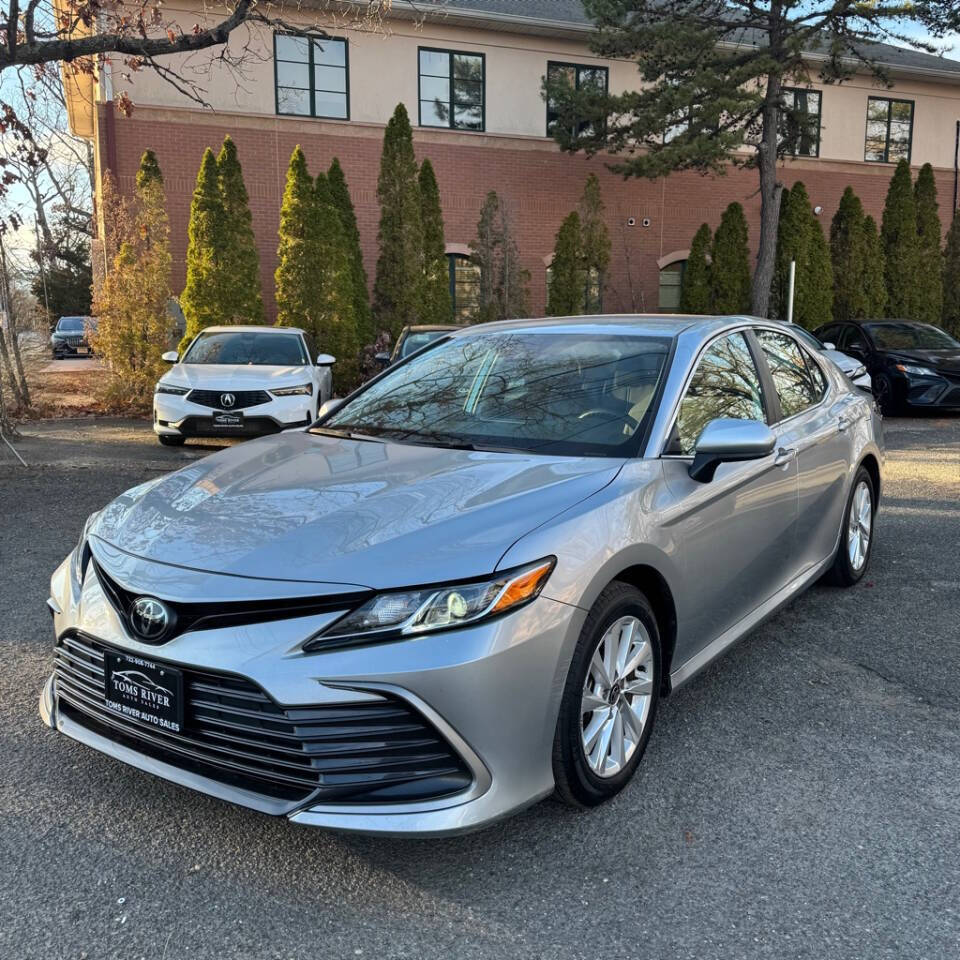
[40,316,883,836]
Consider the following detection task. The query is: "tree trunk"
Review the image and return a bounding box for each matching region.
[751,72,784,319]
[0,234,30,408]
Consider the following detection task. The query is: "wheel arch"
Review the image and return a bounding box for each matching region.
[859,452,881,504]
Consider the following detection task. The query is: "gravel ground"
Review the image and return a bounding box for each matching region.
[1,416,958,960]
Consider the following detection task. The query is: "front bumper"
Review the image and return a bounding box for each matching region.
[896,373,960,410]
[153,392,315,438]
[41,549,585,836]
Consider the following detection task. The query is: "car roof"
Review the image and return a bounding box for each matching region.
[445,313,760,339]
[197,325,306,335]
[403,325,461,333]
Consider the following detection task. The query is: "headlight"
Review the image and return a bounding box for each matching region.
[850,364,867,379]
[156,383,190,395]
[271,383,313,397]
[72,511,100,585]
[895,363,938,378]
[305,557,556,651]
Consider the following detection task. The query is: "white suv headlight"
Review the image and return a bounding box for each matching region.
[156,383,190,395]
[271,383,313,397]
[305,558,556,651]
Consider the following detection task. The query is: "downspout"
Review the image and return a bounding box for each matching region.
[954,119,959,215]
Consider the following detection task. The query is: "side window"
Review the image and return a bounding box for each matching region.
[801,346,827,399]
[817,324,840,346]
[673,332,767,455]
[755,330,820,418]
[840,327,869,355]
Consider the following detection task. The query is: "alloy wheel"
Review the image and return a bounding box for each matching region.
[580,615,655,778]
[847,480,873,571]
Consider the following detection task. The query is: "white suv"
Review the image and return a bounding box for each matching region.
[153,326,334,446]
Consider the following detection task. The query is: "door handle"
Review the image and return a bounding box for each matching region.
[774,447,797,467]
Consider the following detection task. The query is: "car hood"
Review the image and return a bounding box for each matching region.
[161,364,312,390]
[92,431,623,590]
[884,349,960,374]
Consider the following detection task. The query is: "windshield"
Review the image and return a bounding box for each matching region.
[399,330,449,358]
[183,331,308,366]
[57,317,86,332]
[322,331,672,457]
[865,323,960,351]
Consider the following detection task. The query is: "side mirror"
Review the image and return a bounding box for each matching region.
[689,419,776,483]
[316,353,336,367]
[317,398,344,420]
[161,351,179,364]
[823,341,837,351]
[374,351,391,368]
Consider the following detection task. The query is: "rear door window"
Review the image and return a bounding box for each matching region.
[755,330,821,418]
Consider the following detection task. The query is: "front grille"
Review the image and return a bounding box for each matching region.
[941,386,960,406]
[54,634,473,806]
[186,389,271,410]
[92,559,370,645]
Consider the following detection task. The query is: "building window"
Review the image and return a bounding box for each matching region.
[448,254,481,321]
[546,62,609,138]
[864,97,914,163]
[659,262,686,311]
[274,34,349,119]
[780,87,821,157]
[545,265,603,313]
[419,48,484,131]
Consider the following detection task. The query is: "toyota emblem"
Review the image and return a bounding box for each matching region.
[130,597,172,641]
[220,393,236,409]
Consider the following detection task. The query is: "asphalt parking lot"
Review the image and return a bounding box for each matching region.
[1,416,958,960]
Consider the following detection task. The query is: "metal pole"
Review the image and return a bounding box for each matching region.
[786,260,796,325]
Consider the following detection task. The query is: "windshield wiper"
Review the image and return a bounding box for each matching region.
[308,426,385,444]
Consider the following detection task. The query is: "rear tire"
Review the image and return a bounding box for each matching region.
[553,582,661,808]
[825,465,875,587]
[158,434,186,447]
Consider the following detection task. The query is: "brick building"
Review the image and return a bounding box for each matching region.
[63,0,960,322]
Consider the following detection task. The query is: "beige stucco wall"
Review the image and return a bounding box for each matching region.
[105,5,960,167]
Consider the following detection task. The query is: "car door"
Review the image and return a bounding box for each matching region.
[660,331,800,655]
[754,329,856,571]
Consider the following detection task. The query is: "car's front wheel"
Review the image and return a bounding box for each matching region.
[825,466,875,587]
[553,582,661,808]
[158,434,186,447]
[872,372,899,416]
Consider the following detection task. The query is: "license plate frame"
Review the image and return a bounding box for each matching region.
[104,651,184,733]
[212,410,244,430]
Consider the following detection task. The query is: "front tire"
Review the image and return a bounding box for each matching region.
[825,466,875,587]
[872,372,899,416]
[553,582,661,808]
[158,434,186,447]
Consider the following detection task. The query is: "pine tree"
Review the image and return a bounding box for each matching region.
[495,198,530,320]
[327,157,372,343]
[862,215,887,319]
[680,223,712,313]
[180,148,229,351]
[804,213,834,329]
[275,145,319,332]
[830,187,868,323]
[914,162,943,325]
[578,174,611,310]
[136,150,163,189]
[418,159,452,324]
[216,136,264,325]
[469,191,530,323]
[710,202,751,314]
[547,212,585,317]
[881,159,919,318]
[943,210,960,336]
[373,103,423,338]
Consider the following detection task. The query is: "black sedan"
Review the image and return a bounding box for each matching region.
[51,316,96,359]
[814,319,960,414]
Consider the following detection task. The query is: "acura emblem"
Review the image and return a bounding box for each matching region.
[130,597,172,641]
[220,392,236,409]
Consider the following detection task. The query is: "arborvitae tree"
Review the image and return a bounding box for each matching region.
[830,187,868,323]
[135,149,163,189]
[943,210,960,336]
[327,157,372,343]
[804,213,834,329]
[418,158,452,324]
[216,135,263,324]
[914,163,943,325]
[578,174,611,310]
[469,191,530,323]
[773,187,805,319]
[861,215,887,319]
[547,212,585,317]
[680,223,712,313]
[373,104,423,338]
[180,148,228,350]
[881,159,919,318]
[275,145,319,332]
[710,202,751,314]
